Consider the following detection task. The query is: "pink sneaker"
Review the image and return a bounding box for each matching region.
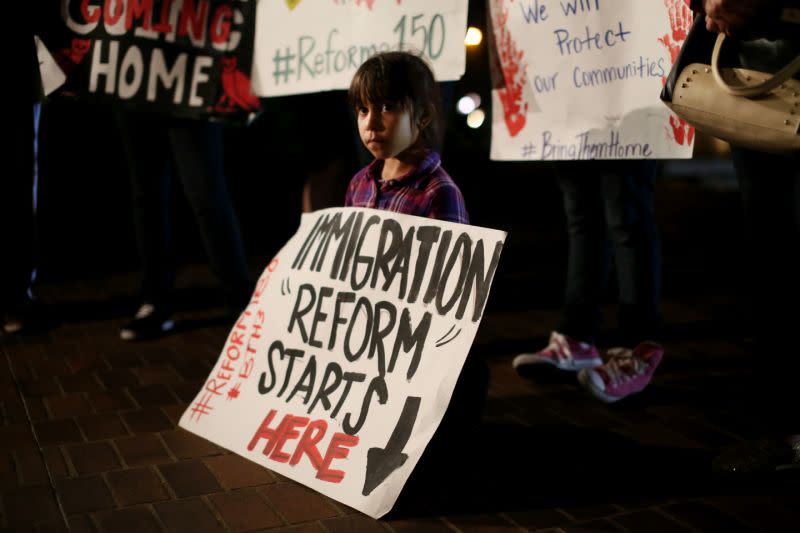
[513,331,602,372]
[577,341,664,403]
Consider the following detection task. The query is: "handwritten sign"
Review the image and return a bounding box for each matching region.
[252,0,468,96]
[180,207,506,518]
[488,0,695,160]
[39,0,260,123]
[35,36,67,96]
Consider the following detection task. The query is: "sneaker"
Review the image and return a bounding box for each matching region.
[3,298,54,335]
[119,303,174,341]
[577,341,664,403]
[3,311,30,334]
[512,331,602,371]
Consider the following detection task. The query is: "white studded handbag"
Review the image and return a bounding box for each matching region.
[661,17,800,154]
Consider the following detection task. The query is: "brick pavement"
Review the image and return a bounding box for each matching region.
[2,182,799,532]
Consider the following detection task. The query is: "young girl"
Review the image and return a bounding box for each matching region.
[345,51,469,225]
[345,53,484,510]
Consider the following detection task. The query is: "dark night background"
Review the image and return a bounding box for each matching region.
[7,5,796,531]
[32,2,744,327]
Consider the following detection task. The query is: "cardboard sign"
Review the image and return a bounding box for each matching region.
[40,0,260,123]
[180,207,505,518]
[35,36,67,96]
[488,0,695,160]
[252,0,468,96]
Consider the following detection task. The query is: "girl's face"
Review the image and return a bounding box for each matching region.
[357,101,419,160]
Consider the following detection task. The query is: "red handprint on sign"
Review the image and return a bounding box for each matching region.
[658,0,693,65]
[490,0,530,137]
[670,115,695,146]
[658,0,695,146]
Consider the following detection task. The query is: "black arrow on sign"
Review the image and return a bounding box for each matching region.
[362,396,421,496]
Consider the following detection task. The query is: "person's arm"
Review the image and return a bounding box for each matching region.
[691,0,800,35]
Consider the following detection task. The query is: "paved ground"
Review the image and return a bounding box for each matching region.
[2,178,798,532]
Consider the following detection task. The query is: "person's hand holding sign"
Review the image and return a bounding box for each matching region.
[699,0,779,34]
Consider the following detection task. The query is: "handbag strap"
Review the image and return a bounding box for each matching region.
[711,33,800,97]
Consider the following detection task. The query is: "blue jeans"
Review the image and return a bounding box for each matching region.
[556,161,661,346]
[115,110,252,312]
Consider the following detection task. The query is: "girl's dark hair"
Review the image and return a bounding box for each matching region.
[348,51,442,151]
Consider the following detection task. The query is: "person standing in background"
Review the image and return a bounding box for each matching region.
[2,10,49,335]
[692,0,800,472]
[115,110,253,341]
[513,161,665,403]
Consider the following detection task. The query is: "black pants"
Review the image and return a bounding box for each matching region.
[1,99,38,311]
[731,146,800,434]
[115,110,251,311]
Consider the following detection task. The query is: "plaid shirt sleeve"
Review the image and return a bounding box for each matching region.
[424,175,470,225]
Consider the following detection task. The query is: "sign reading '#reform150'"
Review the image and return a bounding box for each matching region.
[252,0,468,96]
[180,207,506,518]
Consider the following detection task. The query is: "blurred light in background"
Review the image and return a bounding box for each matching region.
[457,92,481,115]
[466,109,485,129]
[465,27,483,46]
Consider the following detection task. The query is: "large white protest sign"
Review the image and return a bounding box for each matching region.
[488,0,695,160]
[252,0,468,96]
[180,207,505,518]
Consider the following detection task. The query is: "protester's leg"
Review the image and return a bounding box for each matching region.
[115,111,179,341]
[572,162,663,403]
[3,33,51,334]
[512,166,606,371]
[116,111,175,308]
[712,148,800,474]
[556,164,608,344]
[731,147,800,434]
[169,121,252,313]
[31,102,42,294]
[1,102,37,329]
[600,161,661,346]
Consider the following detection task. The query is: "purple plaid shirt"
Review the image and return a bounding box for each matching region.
[344,151,469,224]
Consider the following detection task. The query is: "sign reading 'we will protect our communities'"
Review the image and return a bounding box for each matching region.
[180,208,506,518]
[489,0,695,160]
